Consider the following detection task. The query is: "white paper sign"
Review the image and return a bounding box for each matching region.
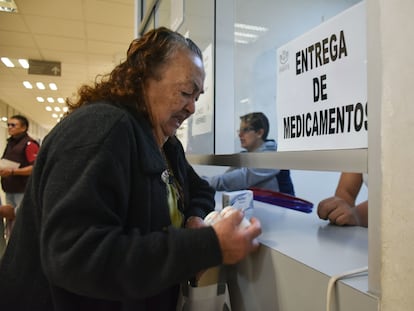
[276,2,367,151]
[191,44,213,136]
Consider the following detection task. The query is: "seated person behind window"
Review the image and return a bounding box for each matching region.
[204,112,295,195]
[317,172,368,227]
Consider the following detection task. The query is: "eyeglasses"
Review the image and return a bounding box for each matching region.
[7,123,18,128]
[237,127,255,134]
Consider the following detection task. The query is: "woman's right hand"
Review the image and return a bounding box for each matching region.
[212,210,262,265]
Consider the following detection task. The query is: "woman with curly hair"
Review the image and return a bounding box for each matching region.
[0,27,261,310]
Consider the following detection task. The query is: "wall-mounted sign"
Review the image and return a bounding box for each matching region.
[28,59,61,76]
[276,2,366,151]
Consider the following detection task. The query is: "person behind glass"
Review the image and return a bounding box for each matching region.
[205,112,295,195]
[0,115,39,240]
[0,27,262,310]
[317,172,368,227]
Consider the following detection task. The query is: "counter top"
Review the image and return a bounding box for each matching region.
[215,192,370,293]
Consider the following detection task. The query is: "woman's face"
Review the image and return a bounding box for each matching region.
[145,49,205,146]
[238,121,264,152]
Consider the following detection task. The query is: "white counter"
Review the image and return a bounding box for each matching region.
[215,192,378,311]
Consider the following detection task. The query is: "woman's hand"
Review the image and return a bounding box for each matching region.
[212,210,262,265]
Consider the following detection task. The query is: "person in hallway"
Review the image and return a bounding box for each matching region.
[0,115,39,241]
[204,112,295,195]
[0,27,262,310]
[317,172,368,227]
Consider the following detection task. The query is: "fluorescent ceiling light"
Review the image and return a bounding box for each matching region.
[36,97,45,103]
[235,39,249,45]
[47,97,54,103]
[235,23,268,32]
[234,32,257,39]
[45,106,52,112]
[57,97,65,104]
[23,81,33,89]
[234,23,268,45]
[49,83,57,90]
[54,107,61,112]
[0,0,18,13]
[18,59,29,69]
[36,82,45,90]
[1,57,14,67]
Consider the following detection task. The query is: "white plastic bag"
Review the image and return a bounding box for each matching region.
[176,281,231,311]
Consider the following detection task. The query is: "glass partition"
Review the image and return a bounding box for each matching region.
[138,0,364,158]
[145,0,215,154]
[229,0,363,153]
[137,0,376,296]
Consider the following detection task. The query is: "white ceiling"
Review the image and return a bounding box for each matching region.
[0,0,136,130]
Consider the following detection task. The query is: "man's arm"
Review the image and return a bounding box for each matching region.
[335,172,364,206]
[0,165,33,177]
[317,173,368,227]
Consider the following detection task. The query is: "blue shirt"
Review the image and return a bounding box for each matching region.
[205,140,295,195]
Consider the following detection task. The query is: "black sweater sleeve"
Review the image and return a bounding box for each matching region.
[36,106,222,300]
